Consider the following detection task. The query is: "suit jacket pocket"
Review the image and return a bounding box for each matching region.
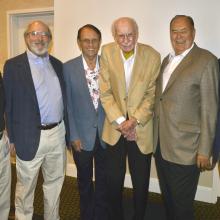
[178,122,200,133]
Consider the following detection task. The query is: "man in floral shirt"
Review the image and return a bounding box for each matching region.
[63,24,107,220]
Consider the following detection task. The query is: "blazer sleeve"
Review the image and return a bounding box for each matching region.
[63,65,80,142]
[3,60,14,143]
[198,57,219,157]
[212,59,220,163]
[99,46,125,123]
[0,73,5,132]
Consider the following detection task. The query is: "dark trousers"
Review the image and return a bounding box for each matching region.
[155,146,200,220]
[105,136,152,220]
[73,134,107,220]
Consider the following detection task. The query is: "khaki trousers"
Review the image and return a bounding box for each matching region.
[15,121,66,220]
[0,133,11,220]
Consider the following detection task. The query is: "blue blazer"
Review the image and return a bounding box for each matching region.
[63,55,106,151]
[0,74,5,132]
[3,52,69,161]
[213,58,220,164]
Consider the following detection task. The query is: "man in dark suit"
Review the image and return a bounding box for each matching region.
[212,59,220,166]
[153,15,219,220]
[63,24,107,220]
[3,21,68,220]
[0,73,11,220]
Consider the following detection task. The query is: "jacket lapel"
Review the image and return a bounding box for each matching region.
[128,45,140,93]
[163,44,196,93]
[19,53,39,105]
[114,46,127,94]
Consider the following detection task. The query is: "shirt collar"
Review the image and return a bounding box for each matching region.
[27,49,49,62]
[82,55,99,72]
[120,44,137,63]
[169,43,194,60]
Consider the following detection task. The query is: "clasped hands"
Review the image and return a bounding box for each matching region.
[116,117,137,141]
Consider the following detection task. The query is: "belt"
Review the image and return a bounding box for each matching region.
[39,121,62,130]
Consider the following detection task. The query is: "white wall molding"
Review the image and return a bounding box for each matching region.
[66,163,219,204]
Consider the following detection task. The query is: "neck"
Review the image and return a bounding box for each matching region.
[84,56,97,70]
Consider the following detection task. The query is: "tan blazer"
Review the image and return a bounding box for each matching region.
[99,42,161,154]
[153,44,219,165]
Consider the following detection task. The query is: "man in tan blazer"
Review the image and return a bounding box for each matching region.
[99,17,160,220]
[154,15,219,220]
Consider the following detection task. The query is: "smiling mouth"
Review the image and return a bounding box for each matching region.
[175,40,185,44]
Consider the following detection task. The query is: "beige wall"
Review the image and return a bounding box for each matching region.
[0,0,53,72]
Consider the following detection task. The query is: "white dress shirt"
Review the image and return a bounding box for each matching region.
[116,48,136,125]
[162,44,194,92]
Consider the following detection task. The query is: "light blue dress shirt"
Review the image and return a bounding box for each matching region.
[27,50,63,124]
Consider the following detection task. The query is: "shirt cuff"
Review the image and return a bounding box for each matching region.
[115,116,126,125]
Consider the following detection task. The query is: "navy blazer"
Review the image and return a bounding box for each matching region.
[3,52,69,161]
[63,55,106,151]
[0,73,5,132]
[213,58,220,164]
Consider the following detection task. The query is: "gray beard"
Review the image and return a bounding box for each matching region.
[29,43,49,56]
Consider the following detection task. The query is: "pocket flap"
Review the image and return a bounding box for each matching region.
[178,122,200,133]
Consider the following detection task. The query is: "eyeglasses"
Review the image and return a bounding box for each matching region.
[80,39,100,45]
[116,33,134,42]
[27,31,51,38]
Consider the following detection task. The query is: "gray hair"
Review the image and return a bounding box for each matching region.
[111,17,139,38]
[170,15,195,29]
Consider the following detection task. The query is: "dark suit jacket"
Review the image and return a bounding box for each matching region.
[63,55,105,151]
[3,52,68,161]
[0,73,5,132]
[212,59,220,164]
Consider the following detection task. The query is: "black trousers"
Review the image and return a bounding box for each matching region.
[105,136,152,220]
[73,134,107,220]
[155,146,200,220]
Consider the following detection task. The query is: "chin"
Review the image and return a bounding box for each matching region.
[123,48,133,53]
[31,48,48,56]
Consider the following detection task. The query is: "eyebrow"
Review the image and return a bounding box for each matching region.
[171,27,188,31]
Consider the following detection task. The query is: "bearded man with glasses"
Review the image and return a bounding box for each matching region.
[3,20,69,220]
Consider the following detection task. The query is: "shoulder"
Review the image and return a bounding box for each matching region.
[63,56,83,79]
[49,55,62,66]
[4,52,27,66]
[64,56,82,67]
[101,42,118,53]
[192,45,217,63]
[137,43,160,59]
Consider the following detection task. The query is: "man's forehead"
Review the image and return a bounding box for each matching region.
[171,26,188,31]
[116,22,134,33]
[28,23,47,31]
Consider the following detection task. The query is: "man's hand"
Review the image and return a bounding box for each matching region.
[71,139,83,152]
[117,117,137,136]
[126,128,137,141]
[197,154,211,171]
[116,117,138,141]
